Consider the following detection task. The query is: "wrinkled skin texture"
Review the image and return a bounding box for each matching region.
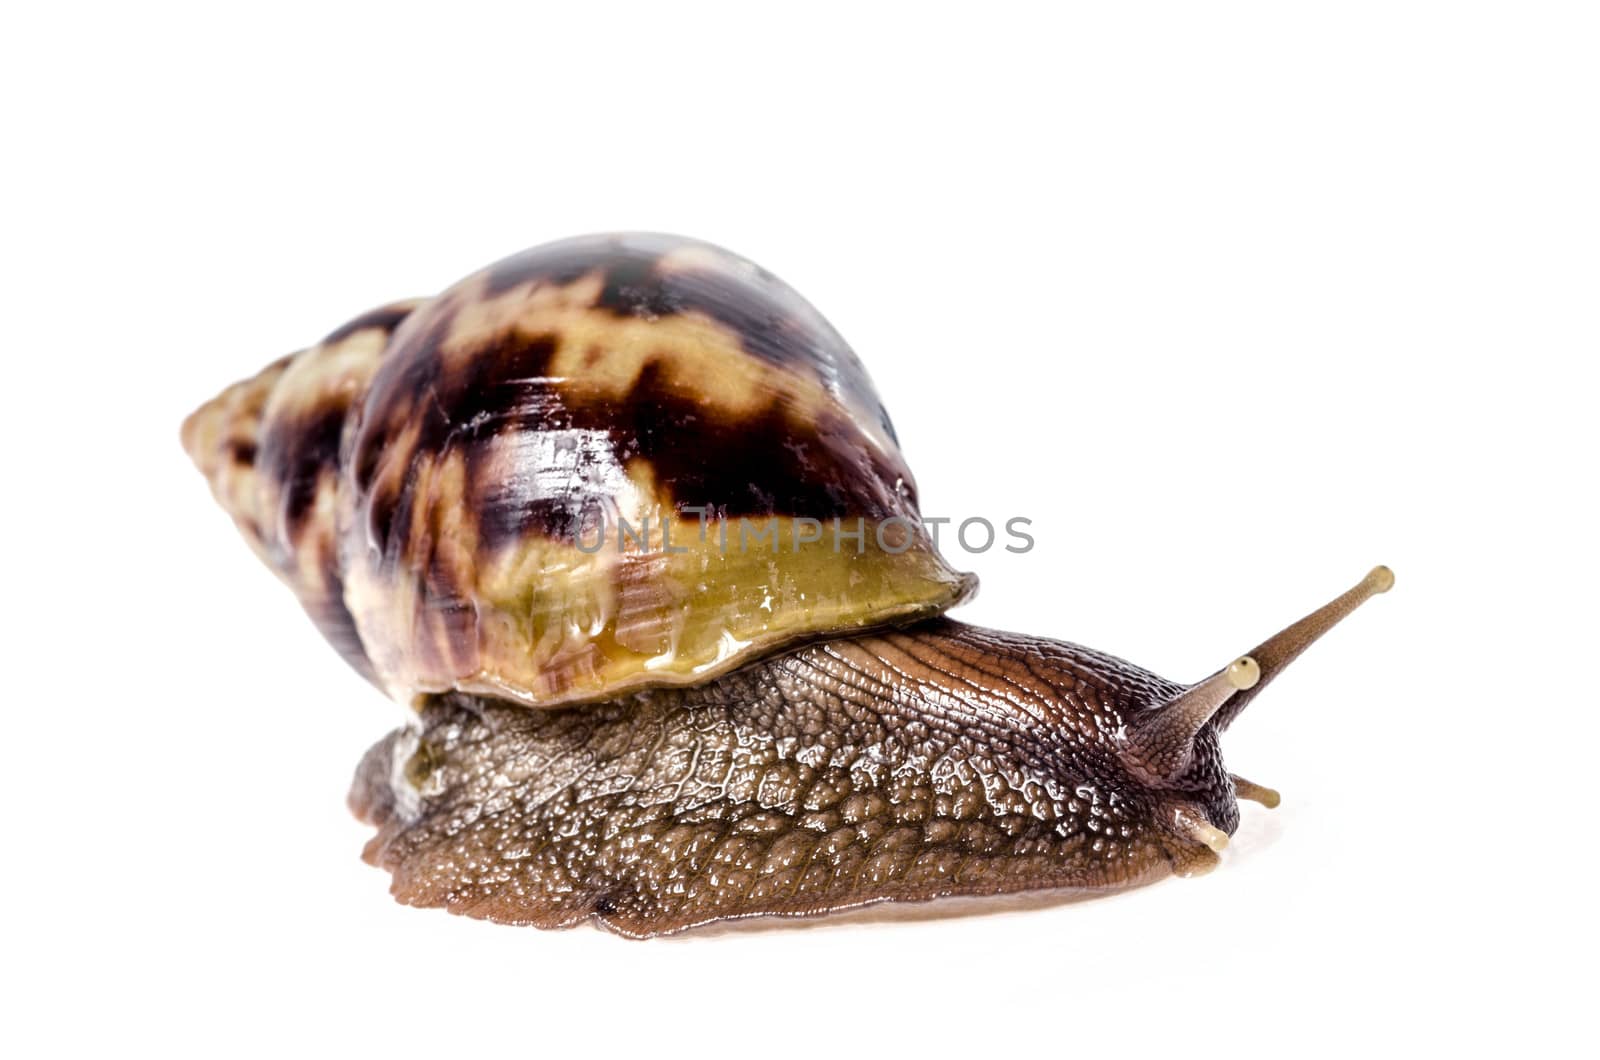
[351,620,1241,937]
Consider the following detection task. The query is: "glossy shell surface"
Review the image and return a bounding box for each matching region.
[185,234,974,708]
[181,301,423,682]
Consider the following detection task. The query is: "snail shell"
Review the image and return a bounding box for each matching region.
[184,233,973,708]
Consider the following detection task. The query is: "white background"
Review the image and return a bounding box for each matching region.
[4,3,1595,1057]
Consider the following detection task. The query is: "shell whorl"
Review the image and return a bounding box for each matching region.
[184,234,974,707]
[181,302,422,682]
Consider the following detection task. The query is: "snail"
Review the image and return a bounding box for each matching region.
[182,232,1392,938]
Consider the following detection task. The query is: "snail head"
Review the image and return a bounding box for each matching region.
[1116,566,1395,864]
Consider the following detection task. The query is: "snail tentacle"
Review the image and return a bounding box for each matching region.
[1213,566,1395,731]
[1231,774,1282,808]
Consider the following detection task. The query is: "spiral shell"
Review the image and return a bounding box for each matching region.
[185,234,974,708]
[181,300,422,682]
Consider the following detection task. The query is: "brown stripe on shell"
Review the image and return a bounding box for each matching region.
[183,300,424,684]
[181,353,297,561]
[351,238,916,559]
[357,327,912,555]
[321,302,420,345]
[481,232,898,443]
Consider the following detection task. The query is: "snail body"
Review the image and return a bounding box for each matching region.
[185,233,1391,937]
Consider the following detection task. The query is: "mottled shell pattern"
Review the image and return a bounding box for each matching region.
[183,234,975,708]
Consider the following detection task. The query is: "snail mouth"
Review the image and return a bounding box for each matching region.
[1156,770,1283,878]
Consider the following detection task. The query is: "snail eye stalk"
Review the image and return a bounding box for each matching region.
[1212,565,1394,731]
[1123,566,1393,785]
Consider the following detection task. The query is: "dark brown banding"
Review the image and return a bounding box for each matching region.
[263,402,347,534]
[183,299,425,688]
[307,562,378,684]
[480,232,893,435]
[320,302,419,345]
[350,234,923,559]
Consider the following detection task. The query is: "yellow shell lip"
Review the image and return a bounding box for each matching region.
[429,540,981,711]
